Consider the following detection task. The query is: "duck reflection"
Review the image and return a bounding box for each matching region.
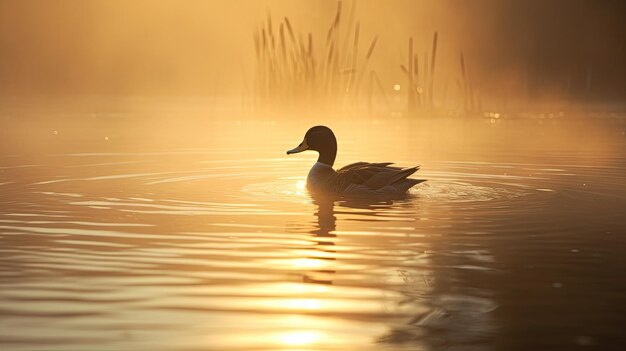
[296,190,497,350]
[300,193,338,285]
[296,191,405,285]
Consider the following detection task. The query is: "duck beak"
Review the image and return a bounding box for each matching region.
[287,139,308,155]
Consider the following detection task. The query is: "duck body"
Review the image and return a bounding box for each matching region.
[307,160,425,195]
[287,126,425,196]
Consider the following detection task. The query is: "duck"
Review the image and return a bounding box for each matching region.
[286,125,425,195]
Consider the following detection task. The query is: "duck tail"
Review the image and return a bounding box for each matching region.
[389,166,425,193]
[387,166,419,185]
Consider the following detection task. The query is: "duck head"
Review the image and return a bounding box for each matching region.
[286,125,337,167]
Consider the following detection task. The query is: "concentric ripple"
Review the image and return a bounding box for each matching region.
[1,118,625,351]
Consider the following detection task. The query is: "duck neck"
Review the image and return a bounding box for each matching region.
[316,145,336,167]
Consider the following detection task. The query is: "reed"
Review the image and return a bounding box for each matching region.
[346,22,359,93]
[400,60,420,107]
[253,1,379,112]
[460,51,469,113]
[408,37,415,112]
[428,32,438,107]
[354,35,377,97]
[253,6,485,117]
[371,70,390,107]
[423,51,429,106]
[414,54,420,106]
[458,50,483,115]
[403,33,445,114]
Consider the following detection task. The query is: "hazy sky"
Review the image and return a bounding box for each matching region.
[0,0,624,101]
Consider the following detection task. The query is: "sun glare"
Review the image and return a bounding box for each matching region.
[278,330,323,346]
[291,257,326,269]
[286,298,322,310]
[295,179,307,196]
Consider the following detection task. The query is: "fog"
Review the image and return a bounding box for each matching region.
[1,0,624,104]
[2,3,626,350]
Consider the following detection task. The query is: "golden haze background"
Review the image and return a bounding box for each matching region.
[0,0,624,104]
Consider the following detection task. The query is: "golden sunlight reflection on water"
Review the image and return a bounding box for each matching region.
[1,115,626,350]
[296,179,306,192]
[278,329,323,346]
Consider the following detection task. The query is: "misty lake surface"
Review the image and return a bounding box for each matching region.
[1,105,625,350]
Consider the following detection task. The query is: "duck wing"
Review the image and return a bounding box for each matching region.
[334,162,424,192]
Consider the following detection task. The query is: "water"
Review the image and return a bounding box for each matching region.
[1,109,625,350]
